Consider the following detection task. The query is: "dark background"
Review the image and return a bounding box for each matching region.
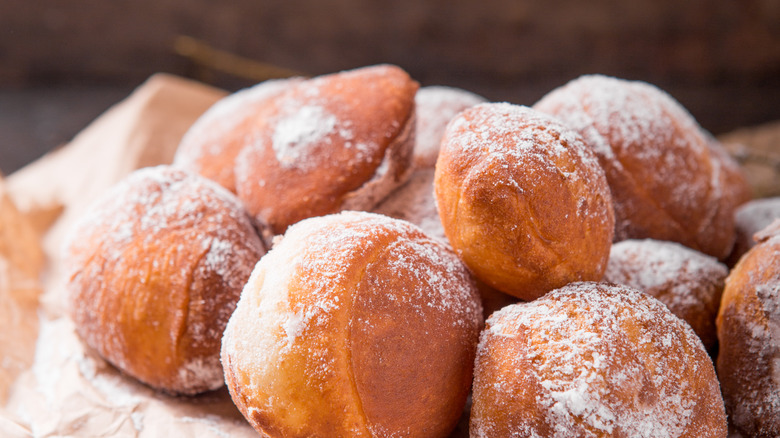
[2,0,779,175]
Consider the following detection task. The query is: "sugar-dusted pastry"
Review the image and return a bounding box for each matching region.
[434,102,614,300]
[234,64,418,235]
[373,168,445,242]
[534,74,741,259]
[413,85,487,169]
[717,219,780,437]
[471,282,727,437]
[173,77,301,193]
[604,239,728,352]
[221,211,483,437]
[727,197,780,266]
[374,86,486,243]
[64,165,265,395]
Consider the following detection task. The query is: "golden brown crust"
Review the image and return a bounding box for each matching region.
[471,282,727,437]
[233,64,418,235]
[220,211,483,437]
[534,75,739,260]
[173,78,301,192]
[64,165,265,395]
[716,223,780,437]
[434,103,614,300]
[604,239,728,352]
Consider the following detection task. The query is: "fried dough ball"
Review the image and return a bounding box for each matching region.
[434,103,614,300]
[413,85,487,169]
[717,219,780,437]
[604,239,728,352]
[221,211,483,438]
[471,282,727,438]
[173,77,301,193]
[726,197,780,266]
[534,75,740,260]
[64,165,265,395]
[233,64,418,235]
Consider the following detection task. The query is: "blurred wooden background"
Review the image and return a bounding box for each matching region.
[1,0,779,174]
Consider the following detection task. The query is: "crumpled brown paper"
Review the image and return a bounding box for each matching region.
[0,73,262,437]
[0,174,44,407]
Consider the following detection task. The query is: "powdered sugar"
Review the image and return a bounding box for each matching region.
[175,355,225,393]
[534,75,732,257]
[175,78,297,164]
[441,103,610,223]
[606,239,725,299]
[63,165,265,394]
[446,103,583,167]
[734,197,780,249]
[231,65,417,234]
[534,75,704,169]
[413,85,486,169]
[604,239,727,349]
[260,68,395,173]
[472,282,724,437]
[271,105,342,168]
[221,211,482,435]
[717,235,780,436]
[173,78,300,189]
[282,211,479,323]
[369,232,481,326]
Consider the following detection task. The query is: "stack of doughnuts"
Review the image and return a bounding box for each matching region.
[63,65,772,436]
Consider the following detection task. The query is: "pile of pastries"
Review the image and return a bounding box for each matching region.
[62,64,780,437]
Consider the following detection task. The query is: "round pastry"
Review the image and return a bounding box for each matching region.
[64,165,265,395]
[470,282,727,437]
[413,85,487,169]
[234,64,418,235]
[726,196,780,266]
[534,74,740,260]
[173,77,301,193]
[716,219,780,437]
[372,168,445,242]
[604,239,728,352]
[221,211,483,438]
[434,102,614,300]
